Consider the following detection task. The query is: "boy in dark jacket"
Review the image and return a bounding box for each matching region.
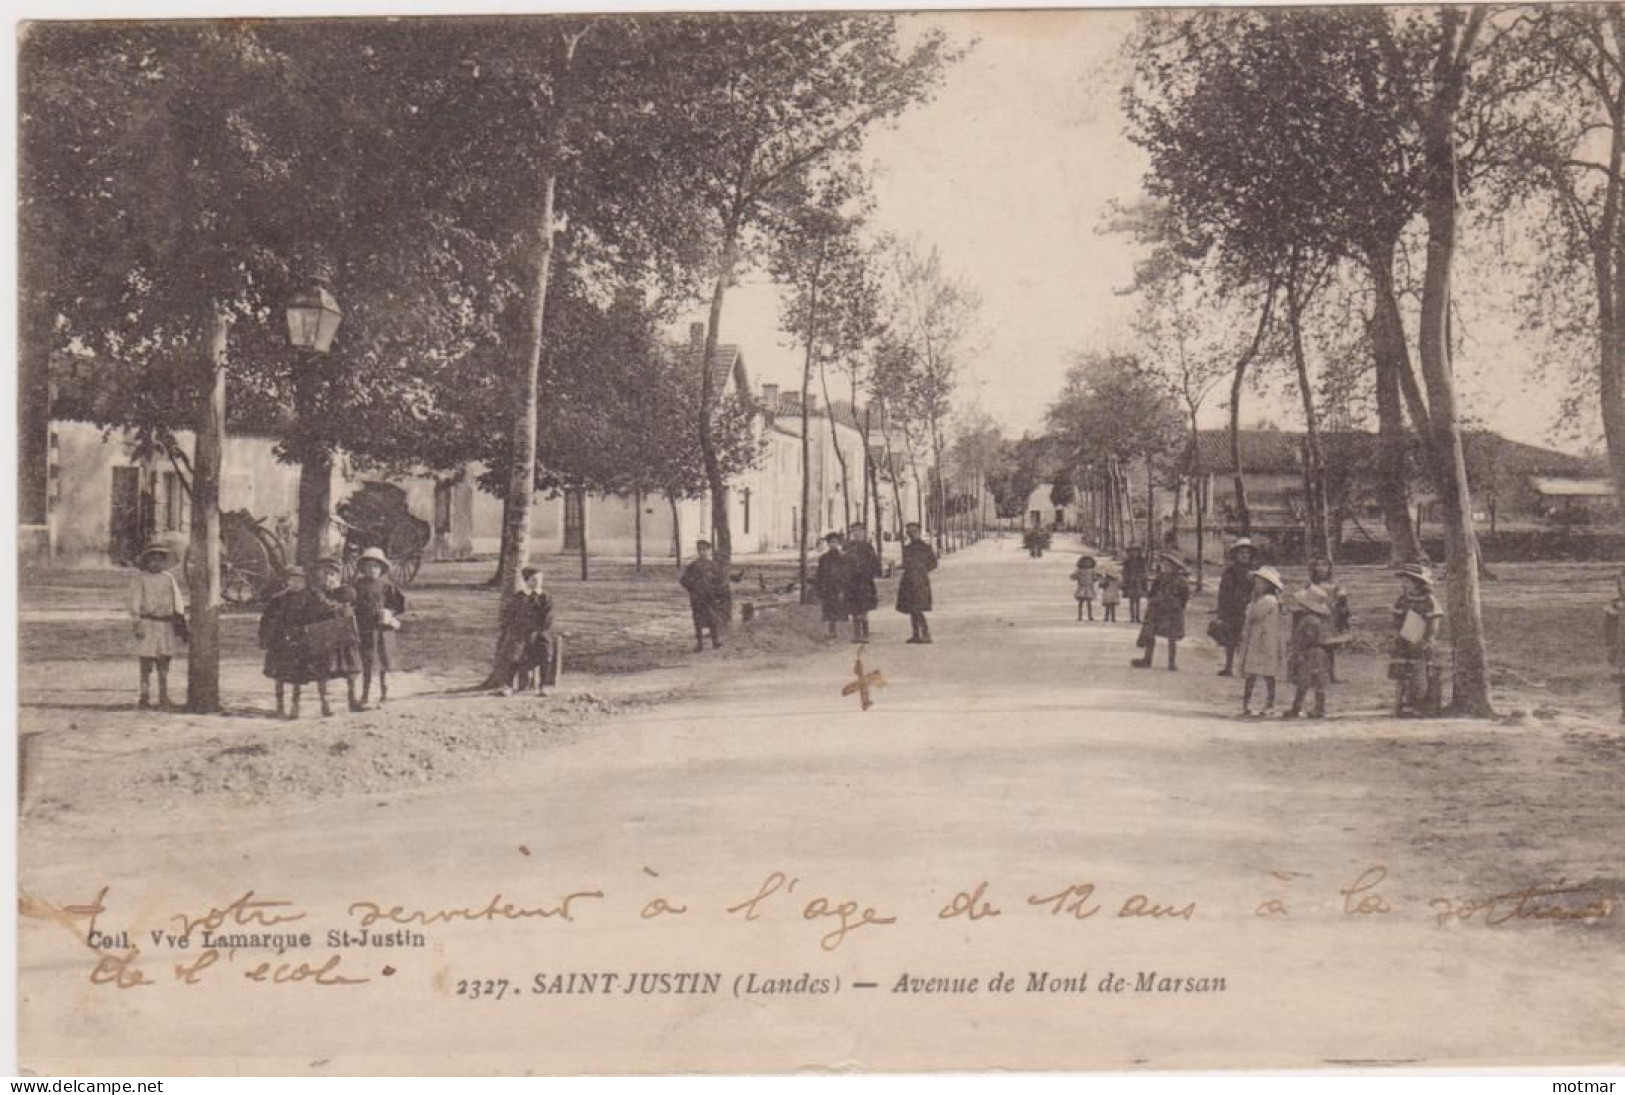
[844,522,881,642]
[1214,538,1256,676]
[815,533,853,640]
[497,566,555,695]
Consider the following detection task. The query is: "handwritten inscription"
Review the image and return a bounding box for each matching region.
[20,862,1621,992]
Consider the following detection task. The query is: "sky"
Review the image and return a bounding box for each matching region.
[680,8,1592,455]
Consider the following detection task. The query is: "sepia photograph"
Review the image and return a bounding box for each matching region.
[11,2,1625,1077]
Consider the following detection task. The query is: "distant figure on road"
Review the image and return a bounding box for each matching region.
[1132,553,1190,671]
[680,540,727,653]
[1605,571,1625,723]
[1098,571,1122,622]
[897,522,938,644]
[1070,554,1098,622]
[1214,538,1256,676]
[1121,545,1148,624]
[844,523,881,643]
[1390,563,1444,717]
[815,532,853,640]
[128,542,185,711]
[1237,565,1285,717]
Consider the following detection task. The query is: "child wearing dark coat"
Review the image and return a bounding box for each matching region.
[350,547,407,708]
[1121,546,1148,624]
[259,566,321,719]
[844,523,881,642]
[313,557,364,715]
[1284,586,1332,719]
[496,566,555,695]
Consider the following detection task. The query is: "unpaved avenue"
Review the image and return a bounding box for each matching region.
[19,539,1624,1074]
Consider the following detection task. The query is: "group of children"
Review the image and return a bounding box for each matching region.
[1212,541,1442,719]
[256,547,407,718]
[1067,537,1454,720]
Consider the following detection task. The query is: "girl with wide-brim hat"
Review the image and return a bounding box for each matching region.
[128,541,186,710]
[351,546,406,707]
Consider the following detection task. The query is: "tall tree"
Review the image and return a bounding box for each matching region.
[652,14,955,614]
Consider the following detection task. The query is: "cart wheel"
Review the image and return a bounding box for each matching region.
[397,553,423,585]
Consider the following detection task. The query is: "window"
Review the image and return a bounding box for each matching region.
[159,471,186,532]
[563,489,585,551]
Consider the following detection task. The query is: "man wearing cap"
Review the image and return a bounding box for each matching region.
[680,540,727,652]
[1132,552,1191,670]
[127,542,186,710]
[844,523,881,642]
[896,522,938,643]
[351,546,407,707]
[1214,538,1257,676]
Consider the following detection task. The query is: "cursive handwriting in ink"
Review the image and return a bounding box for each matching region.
[172,892,308,941]
[348,891,604,928]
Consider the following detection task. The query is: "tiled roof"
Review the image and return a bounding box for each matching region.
[1192,428,1607,479]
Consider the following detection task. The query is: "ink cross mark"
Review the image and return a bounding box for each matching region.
[841,646,886,711]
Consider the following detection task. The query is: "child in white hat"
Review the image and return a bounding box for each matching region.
[350,546,406,707]
[1237,566,1286,717]
[127,542,186,710]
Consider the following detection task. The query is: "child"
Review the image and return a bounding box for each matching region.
[350,547,406,708]
[679,540,727,652]
[1132,553,1190,671]
[312,557,364,715]
[1308,557,1352,683]
[815,532,852,640]
[1605,571,1625,724]
[258,566,319,719]
[1284,586,1332,719]
[127,542,185,710]
[1098,571,1122,623]
[1122,545,1148,624]
[1237,566,1286,717]
[497,566,555,695]
[1070,555,1098,622]
[1390,563,1444,717]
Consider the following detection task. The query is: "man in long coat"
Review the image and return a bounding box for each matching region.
[680,540,728,652]
[843,522,881,642]
[1214,538,1257,677]
[815,533,853,640]
[896,522,939,644]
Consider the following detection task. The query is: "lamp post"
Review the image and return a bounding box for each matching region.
[286,277,343,569]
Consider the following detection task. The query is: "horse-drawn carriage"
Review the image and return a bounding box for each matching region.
[184,482,430,605]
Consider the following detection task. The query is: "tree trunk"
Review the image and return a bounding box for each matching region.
[578,495,589,581]
[698,226,742,626]
[634,486,643,572]
[292,360,332,570]
[1285,274,1334,562]
[1600,64,1625,519]
[1367,243,1426,564]
[1418,7,1493,716]
[1227,285,1275,538]
[485,31,579,686]
[668,493,682,572]
[186,307,230,714]
[818,359,852,530]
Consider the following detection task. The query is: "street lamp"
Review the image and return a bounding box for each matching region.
[285,278,343,354]
[285,277,343,571]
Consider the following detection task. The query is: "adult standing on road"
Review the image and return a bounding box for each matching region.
[897,522,939,644]
[680,540,728,653]
[844,522,881,642]
[1132,552,1191,671]
[1214,538,1256,677]
[815,533,853,641]
[1122,545,1149,624]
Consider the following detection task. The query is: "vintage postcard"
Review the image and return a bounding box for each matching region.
[13,3,1625,1076]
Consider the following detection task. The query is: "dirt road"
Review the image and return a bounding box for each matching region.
[18,539,1624,1074]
